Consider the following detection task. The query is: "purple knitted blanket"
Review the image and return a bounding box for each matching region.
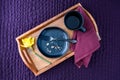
[1,0,120,80]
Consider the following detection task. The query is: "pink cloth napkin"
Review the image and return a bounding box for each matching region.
[70,6,100,68]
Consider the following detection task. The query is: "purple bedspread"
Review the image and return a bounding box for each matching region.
[1,0,120,80]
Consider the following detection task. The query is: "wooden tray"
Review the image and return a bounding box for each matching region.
[16,3,100,76]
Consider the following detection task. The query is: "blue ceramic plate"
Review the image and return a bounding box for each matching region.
[37,27,69,58]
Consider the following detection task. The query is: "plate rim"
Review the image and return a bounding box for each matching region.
[37,27,70,58]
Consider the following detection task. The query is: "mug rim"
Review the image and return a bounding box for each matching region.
[64,10,84,30]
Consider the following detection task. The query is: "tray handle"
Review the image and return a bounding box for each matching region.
[16,39,38,75]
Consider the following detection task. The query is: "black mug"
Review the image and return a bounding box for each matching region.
[64,11,86,32]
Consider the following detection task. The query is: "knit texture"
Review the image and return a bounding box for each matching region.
[1,0,120,80]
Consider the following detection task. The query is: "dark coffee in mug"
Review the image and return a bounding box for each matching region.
[64,11,86,32]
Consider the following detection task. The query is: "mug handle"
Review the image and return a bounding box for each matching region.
[79,26,86,32]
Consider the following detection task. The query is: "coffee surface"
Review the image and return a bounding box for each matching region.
[66,16,80,29]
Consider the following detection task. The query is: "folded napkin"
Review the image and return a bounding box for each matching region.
[70,6,100,68]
